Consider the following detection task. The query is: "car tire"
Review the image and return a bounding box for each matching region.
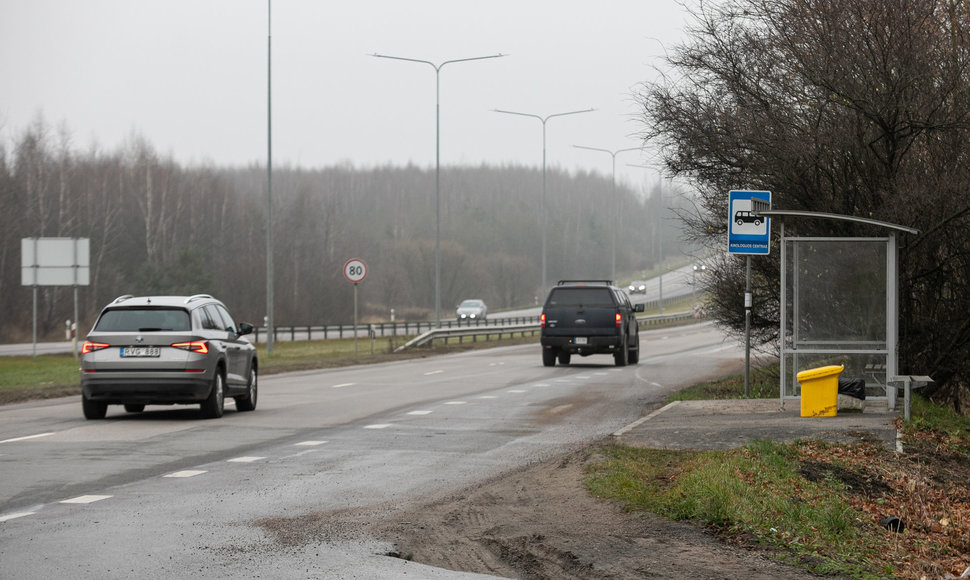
[614,338,628,367]
[558,352,571,365]
[82,395,107,420]
[542,348,557,367]
[235,367,258,412]
[124,404,145,413]
[200,372,225,419]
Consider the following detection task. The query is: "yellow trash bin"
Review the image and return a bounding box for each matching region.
[797,365,844,417]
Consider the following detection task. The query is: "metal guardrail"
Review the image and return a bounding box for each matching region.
[252,316,538,343]
[394,311,699,351]
[394,323,541,351]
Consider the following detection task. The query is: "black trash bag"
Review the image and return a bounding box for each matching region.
[838,377,866,400]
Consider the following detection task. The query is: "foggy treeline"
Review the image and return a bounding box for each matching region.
[0,120,682,341]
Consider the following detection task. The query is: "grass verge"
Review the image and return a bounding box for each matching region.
[586,373,970,579]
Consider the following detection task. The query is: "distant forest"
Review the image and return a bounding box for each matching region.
[0,120,689,340]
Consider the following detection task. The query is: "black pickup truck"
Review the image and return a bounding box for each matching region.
[539,280,645,367]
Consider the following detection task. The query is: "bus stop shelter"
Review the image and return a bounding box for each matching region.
[756,209,918,410]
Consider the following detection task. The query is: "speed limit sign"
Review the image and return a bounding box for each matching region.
[343,258,367,283]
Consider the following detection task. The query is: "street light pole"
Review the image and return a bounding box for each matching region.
[372,52,505,327]
[266,0,274,355]
[493,108,594,293]
[573,145,641,282]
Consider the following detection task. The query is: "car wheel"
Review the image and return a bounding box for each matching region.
[542,348,557,367]
[201,372,225,419]
[235,367,258,412]
[82,395,107,420]
[614,338,628,367]
[736,219,744,226]
[124,404,145,413]
[558,352,571,365]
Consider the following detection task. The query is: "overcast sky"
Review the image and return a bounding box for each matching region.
[1,1,692,190]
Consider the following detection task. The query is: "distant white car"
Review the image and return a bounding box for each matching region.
[456,299,487,321]
[628,280,647,294]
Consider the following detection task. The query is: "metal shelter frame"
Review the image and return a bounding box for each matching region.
[754,208,918,410]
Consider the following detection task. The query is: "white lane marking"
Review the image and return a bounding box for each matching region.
[443,401,466,405]
[294,440,327,446]
[479,395,498,399]
[0,511,36,522]
[507,389,526,394]
[424,370,443,375]
[227,456,265,463]
[332,383,355,389]
[0,432,55,444]
[60,495,112,504]
[364,424,392,429]
[164,470,207,478]
[534,383,550,387]
[407,410,432,415]
[612,401,681,437]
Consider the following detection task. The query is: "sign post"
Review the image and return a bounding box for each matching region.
[728,191,771,397]
[343,259,368,355]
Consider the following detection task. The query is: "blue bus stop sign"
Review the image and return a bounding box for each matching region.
[728,190,771,255]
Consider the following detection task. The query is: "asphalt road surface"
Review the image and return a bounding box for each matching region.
[0,322,743,579]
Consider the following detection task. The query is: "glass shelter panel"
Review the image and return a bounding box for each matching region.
[782,238,890,399]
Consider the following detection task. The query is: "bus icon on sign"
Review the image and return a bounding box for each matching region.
[734,210,763,227]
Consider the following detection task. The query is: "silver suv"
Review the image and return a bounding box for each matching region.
[80,294,258,420]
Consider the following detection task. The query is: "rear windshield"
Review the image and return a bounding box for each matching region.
[545,287,616,308]
[94,307,191,332]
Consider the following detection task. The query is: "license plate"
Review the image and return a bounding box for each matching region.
[574,337,588,345]
[121,346,160,357]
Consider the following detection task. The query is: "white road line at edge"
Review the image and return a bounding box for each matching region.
[0,432,55,444]
[612,401,682,437]
[0,511,36,522]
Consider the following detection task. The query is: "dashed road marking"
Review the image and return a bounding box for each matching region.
[507,389,526,394]
[364,424,392,429]
[294,440,327,446]
[164,470,207,478]
[332,383,355,389]
[60,495,112,504]
[424,370,443,376]
[444,401,466,405]
[407,410,432,415]
[0,511,36,522]
[0,432,55,444]
[227,456,265,463]
[479,395,498,399]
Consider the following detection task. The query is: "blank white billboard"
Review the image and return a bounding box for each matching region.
[21,238,90,286]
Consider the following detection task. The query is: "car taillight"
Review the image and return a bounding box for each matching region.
[81,341,110,354]
[615,313,622,328]
[171,340,209,353]
[540,313,546,328]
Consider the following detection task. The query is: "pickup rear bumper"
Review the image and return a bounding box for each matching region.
[541,334,621,355]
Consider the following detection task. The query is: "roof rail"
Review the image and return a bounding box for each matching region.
[184,294,214,304]
[556,280,613,286]
[111,294,134,304]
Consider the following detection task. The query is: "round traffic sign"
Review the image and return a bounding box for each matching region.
[343,258,367,283]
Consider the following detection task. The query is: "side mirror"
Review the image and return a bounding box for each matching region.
[238,322,255,336]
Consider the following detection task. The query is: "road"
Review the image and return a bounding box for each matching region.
[0,322,742,579]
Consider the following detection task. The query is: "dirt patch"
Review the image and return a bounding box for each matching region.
[259,446,831,579]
